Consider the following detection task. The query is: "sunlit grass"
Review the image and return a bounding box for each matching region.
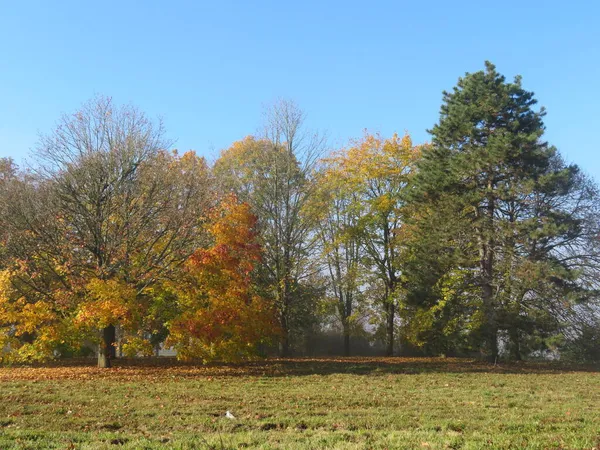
[0,357,598,449]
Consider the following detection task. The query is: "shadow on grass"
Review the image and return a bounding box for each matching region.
[197,357,600,376]
[3,356,598,380]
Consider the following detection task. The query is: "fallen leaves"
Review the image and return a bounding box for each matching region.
[0,356,596,383]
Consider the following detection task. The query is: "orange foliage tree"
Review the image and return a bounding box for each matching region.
[167,195,279,362]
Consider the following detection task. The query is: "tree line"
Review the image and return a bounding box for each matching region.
[1,62,599,367]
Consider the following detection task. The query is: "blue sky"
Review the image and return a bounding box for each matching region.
[1,1,599,178]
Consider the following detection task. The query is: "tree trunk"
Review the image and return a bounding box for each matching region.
[480,187,498,363]
[481,283,498,362]
[278,337,289,357]
[343,323,350,357]
[98,325,116,368]
[343,292,352,357]
[278,277,292,357]
[385,302,394,356]
[480,241,498,361]
[278,315,290,357]
[509,326,522,361]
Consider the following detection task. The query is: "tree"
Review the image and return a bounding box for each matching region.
[0,162,82,362]
[412,62,600,360]
[0,158,19,269]
[496,156,600,359]
[214,100,325,356]
[400,194,480,356]
[323,132,420,355]
[0,97,211,367]
[167,195,279,361]
[309,159,366,356]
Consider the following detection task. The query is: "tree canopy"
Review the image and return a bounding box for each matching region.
[1,64,599,366]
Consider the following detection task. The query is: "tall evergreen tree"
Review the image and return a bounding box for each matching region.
[412,62,600,360]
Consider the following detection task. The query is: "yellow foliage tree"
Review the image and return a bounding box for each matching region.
[323,132,421,355]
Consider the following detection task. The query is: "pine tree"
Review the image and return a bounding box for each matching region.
[412,62,599,360]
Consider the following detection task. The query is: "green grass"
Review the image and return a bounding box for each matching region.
[0,357,598,449]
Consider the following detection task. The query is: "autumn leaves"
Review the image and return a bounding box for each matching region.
[1,62,599,366]
[167,196,278,362]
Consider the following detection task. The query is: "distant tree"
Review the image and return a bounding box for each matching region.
[0,158,19,269]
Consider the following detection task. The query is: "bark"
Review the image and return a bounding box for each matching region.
[481,282,498,361]
[509,326,522,361]
[342,320,350,356]
[278,313,290,357]
[480,186,498,362]
[278,336,290,357]
[385,301,395,356]
[98,325,116,368]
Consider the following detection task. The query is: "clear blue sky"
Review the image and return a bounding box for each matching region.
[1,1,599,178]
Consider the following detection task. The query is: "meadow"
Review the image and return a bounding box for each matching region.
[0,357,598,449]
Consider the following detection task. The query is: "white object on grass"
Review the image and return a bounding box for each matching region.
[225,411,236,419]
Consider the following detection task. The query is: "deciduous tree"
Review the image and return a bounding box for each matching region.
[0,97,211,367]
[323,133,420,355]
[214,100,325,356]
[167,195,279,361]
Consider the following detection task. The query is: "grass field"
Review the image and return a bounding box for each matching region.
[0,357,598,449]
